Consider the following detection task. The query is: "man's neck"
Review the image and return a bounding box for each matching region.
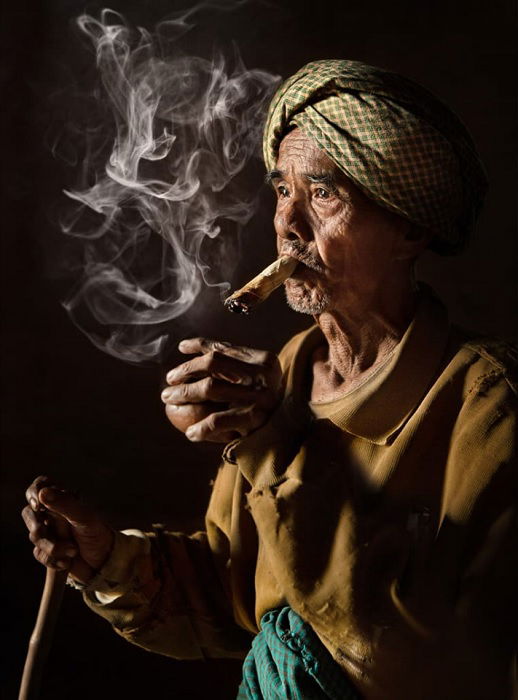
[310,285,418,402]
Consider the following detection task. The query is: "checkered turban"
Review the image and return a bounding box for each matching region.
[263,60,487,255]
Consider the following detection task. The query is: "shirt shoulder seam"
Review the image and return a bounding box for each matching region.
[462,338,518,396]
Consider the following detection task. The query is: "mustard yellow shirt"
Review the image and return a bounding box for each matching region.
[83,289,517,699]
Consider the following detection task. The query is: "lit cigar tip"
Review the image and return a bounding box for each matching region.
[224,298,250,314]
[224,290,259,314]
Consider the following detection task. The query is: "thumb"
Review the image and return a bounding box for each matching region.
[38,487,100,535]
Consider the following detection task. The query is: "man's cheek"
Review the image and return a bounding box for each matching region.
[316,241,343,272]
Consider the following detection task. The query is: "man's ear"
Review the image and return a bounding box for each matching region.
[394,224,432,260]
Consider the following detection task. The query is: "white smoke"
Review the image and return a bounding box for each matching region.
[58,7,280,363]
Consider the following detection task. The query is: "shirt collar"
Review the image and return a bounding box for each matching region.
[285,286,450,445]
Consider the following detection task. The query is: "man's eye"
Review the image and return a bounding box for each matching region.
[315,187,331,199]
[277,185,289,198]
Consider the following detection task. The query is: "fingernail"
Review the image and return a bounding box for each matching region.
[30,498,38,511]
[166,369,177,382]
[178,340,189,352]
[185,426,199,441]
[161,388,173,402]
[224,373,252,385]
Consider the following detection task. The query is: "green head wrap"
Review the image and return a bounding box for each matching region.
[263,59,487,255]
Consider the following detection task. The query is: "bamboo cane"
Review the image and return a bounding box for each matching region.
[18,567,68,700]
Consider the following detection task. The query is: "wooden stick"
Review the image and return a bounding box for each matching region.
[18,568,68,700]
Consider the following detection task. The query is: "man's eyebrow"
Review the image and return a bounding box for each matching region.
[264,170,338,188]
[305,172,338,188]
[265,170,282,186]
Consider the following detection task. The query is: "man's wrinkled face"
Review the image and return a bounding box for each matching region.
[269,128,409,315]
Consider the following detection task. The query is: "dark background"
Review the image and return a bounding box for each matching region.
[2,0,516,698]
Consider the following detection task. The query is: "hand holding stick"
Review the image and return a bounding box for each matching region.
[20,477,115,699]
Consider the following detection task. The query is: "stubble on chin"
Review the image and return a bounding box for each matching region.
[284,282,331,315]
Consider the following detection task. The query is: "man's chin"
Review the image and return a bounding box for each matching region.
[284,287,331,315]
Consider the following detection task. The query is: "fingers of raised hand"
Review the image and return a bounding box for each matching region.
[164,402,221,435]
[165,345,281,400]
[162,376,265,406]
[176,338,278,371]
[185,405,267,443]
[167,351,256,387]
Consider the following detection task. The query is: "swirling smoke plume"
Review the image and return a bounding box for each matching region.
[58,7,279,363]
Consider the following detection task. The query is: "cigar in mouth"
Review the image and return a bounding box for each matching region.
[224,255,298,314]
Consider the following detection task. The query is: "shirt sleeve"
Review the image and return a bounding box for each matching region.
[81,461,252,661]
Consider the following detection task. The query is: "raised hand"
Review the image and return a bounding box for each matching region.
[162,338,283,443]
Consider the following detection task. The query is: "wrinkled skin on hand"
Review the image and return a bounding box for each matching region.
[162,337,283,443]
[22,475,114,585]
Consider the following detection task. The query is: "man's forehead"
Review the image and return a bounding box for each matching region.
[274,128,342,179]
[278,128,328,159]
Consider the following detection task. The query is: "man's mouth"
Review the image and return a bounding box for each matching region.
[289,264,313,282]
[286,256,324,279]
[281,244,325,275]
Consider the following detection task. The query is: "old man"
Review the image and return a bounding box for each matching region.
[23,60,516,699]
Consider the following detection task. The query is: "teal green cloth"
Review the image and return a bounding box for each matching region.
[237,607,359,699]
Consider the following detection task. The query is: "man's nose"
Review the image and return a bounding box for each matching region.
[275,197,313,243]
